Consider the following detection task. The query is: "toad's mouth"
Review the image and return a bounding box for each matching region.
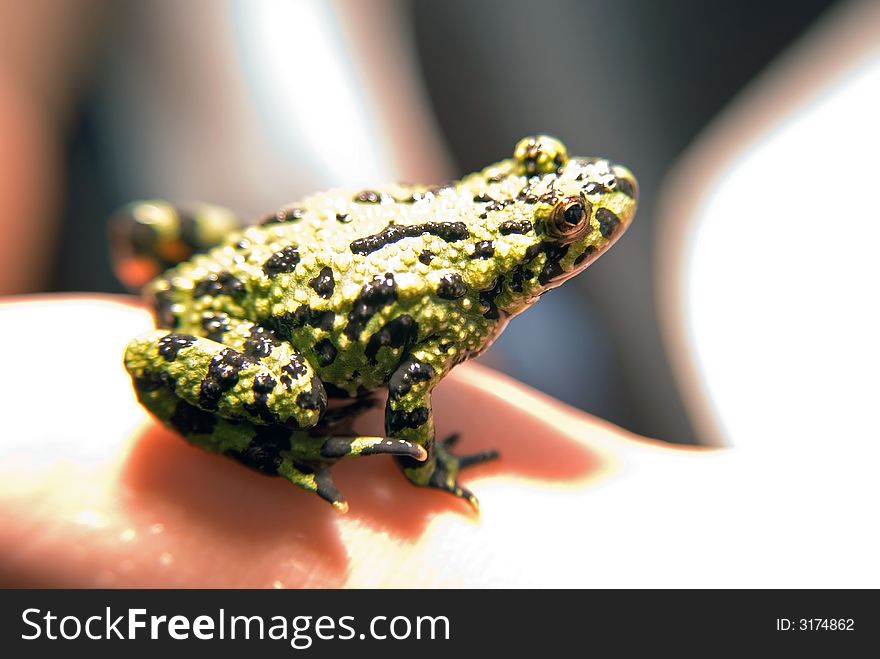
[543,224,632,289]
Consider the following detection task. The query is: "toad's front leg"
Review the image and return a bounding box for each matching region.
[387,348,498,511]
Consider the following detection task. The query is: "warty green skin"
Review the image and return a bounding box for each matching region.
[121,136,638,512]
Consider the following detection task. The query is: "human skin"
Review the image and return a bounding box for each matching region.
[0,296,711,588]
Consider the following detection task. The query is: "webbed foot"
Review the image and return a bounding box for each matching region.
[281,433,429,512]
[418,433,499,512]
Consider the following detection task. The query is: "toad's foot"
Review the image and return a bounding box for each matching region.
[401,433,499,512]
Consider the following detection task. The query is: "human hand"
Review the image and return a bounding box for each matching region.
[0,296,705,588]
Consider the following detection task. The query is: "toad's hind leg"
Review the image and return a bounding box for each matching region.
[128,375,341,505]
[110,200,240,291]
[131,377,427,511]
[289,433,429,511]
[125,329,327,430]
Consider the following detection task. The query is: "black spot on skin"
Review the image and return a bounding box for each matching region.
[252,373,276,394]
[438,342,453,353]
[524,243,543,263]
[201,313,230,342]
[350,222,469,255]
[234,239,250,250]
[521,239,573,286]
[386,407,430,434]
[354,190,381,203]
[470,240,495,259]
[243,325,282,359]
[262,245,300,276]
[344,273,397,340]
[473,192,495,203]
[365,315,419,363]
[226,425,291,474]
[388,356,436,399]
[170,401,216,436]
[539,192,560,206]
[296,376,327,412]
[336,213,352,224]
[484,199,513,213]
[314,338,338,367]
[198,348,253,410]
[158,333,196,361]
[279,354,309,389]
[308,266,335,299]
[218,349,250,378]
[510,265,534,292]
[309,310,336,332]
[583,181,610,195]
[596,208,621,238]
[259,207,305,225]
[266,305,335,336]
[498,220,533,235]
[243,372,278,424]
[436,273,467,300]
[537,243,570,285]
[418,250,435,265]
[197,379,224,410]
[479,277,505,320]
[616,178,637,199]
[153,289,179,329]
[573,245,597,266]
[292,307,334,332]
[261,313,294,337]
[192,272,246,299]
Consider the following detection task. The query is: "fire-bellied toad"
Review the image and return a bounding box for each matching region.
[115,136,638,513]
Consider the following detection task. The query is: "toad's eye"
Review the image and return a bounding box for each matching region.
[548,195,592,243]
[563,202,585,225]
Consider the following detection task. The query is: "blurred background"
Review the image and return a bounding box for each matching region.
[0,0,843,445]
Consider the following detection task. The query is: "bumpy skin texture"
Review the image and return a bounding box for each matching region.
[120,136,638,512]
